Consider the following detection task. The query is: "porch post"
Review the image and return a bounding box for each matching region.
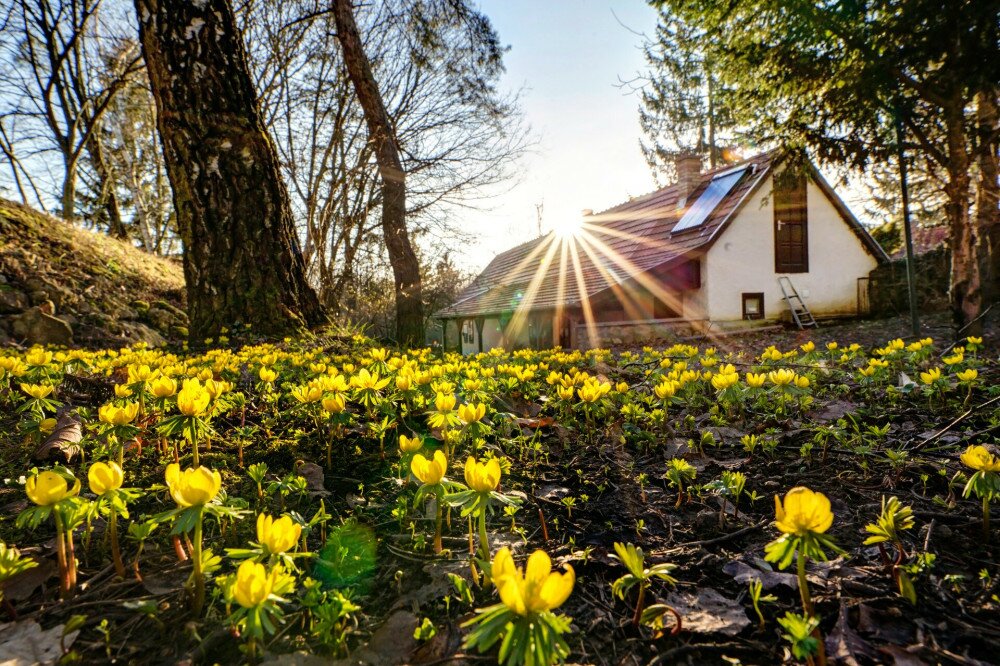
[475,317,485,353]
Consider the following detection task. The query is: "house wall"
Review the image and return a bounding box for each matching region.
[702,172,879,321]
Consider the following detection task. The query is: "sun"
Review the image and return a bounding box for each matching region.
[553,216,584,238]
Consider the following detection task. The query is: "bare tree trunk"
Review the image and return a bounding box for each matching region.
[135,0,325,339]
[976,89,1000,307]
[944,102,983,335]
[332,0,424,346]
[61,153,77,221]
[86,132,127,238]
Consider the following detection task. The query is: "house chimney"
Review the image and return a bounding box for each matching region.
[675,153,703,210]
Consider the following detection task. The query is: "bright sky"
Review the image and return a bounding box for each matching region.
[459,1,660,271]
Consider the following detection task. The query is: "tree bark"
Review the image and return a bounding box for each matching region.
[332,0,424,346]
[85,131,127,238]
[975,89,1000,307]
[134,0,325,340]
[943,101,983,335]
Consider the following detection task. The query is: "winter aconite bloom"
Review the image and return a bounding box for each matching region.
[150,376,177,398]
[232,560,276,608]
[259,367,278,383]
[291,384,323,404]
[99,402,139,426]
[774,487,834,537]
[465,456,501,492]
[321,394,346,414]
[961,445,1000,473]
[399,434,423,454]
[745,372,766,388]
[957,368,979,382]
[491,547,575,616]
[26,470,80,506]
[458,403,486,424]
[20,383,53,400]
[411,451,447,485]
[768,369,797,387]
[919,367,942,384]
[256,514,301,554]
[176,384,210,417]
[165,463,222,507]
[88,461,124,495]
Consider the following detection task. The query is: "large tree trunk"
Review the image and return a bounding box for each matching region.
[134,0,325,340]
[61,154,77,221]
[943,102,983,335]
[976,89,1000,307]
[332,0,424,347]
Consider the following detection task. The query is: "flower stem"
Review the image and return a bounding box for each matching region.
[433,494,443,554]
[477,508,490,560]
[54,510,70,600]
[797,552,813,615]
[190,511,205,615]
[110,511,126,578]
[632,584,646,626]
[984,496,991,540]
[188,421,200,468]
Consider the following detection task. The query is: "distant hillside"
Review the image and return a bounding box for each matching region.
[0,198,187,348]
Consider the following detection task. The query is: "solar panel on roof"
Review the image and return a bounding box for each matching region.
[672,166,748,233]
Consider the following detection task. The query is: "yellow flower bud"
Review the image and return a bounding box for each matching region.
[399,434,423,454]
[177,385,210,417]
[464,456,501,492]
[164,463,221,507]
[232,560,275,608]
[26,470,80,506]
[256,514,301,554]
[458,402,486,424]
[151,376,177,398]
[88,461,124,495]
[99,402,139,426]
[411,450,447,485]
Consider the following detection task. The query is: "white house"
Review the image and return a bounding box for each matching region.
[438,150,887,353]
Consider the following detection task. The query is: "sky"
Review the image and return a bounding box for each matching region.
[458,1,660,271]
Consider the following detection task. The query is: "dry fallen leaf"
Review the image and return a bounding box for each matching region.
[664,587,750,636]
[32,412,82,463]
[825,602,876,666]
[0,619,79,666]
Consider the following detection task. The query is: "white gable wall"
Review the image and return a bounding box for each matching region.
[702,172,878,321]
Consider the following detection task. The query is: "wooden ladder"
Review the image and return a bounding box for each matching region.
[777,276,818,329]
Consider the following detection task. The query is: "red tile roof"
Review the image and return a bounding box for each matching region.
[438,150,884,319]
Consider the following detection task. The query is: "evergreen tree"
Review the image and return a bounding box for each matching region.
[639,9,739,183]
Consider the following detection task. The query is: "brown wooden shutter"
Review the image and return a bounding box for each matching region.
[774,173,809,273]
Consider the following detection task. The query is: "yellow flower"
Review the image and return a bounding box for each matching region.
[399,434,423,454]
[654,380,678,400]
[20,383,53,400]
[259,367,278,383]
[114,384,133,398]
[800,341,815,353]
[291,384,323,404]
[411,450,447,485]
[967,336,982,346]
[256,514,302,554]
[25,349,53,366]
[322,394,346,414]
[458,403,486,424]
[26,470,80,506]
[826,342,838,350]
[774,487,834,536]
[858,366,875,377]
[557,385,575,401]
[396,374,412,391]
[204,379,230,399]
[491,547,575,616]
[943,353,964,365]
[434,392,457,413]
[350,369,390,392]
[164,463,222,507]
[919,367,942,385]
[99,402,139,426]
[177,384,210,417]
[768,369,797,386]
[960,445,1000,473]
[956,368,978,382]
[795,375,810,389]
[150,376,177,398]
[577,380,611,403]
[711,372,738,390]
[465,456,501,492]
[39,417,57,435]
[127,365,158,384]
[232,560,275,608]
[88,461,124,495]
[745,372,766,388]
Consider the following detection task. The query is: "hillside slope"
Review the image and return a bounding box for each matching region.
[0,198,187,348]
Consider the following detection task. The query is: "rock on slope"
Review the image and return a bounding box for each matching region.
[0,198,188,348]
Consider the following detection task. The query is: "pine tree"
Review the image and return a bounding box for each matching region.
[639,9,739,184]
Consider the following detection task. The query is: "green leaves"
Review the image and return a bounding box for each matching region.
[610,542,678,600]
[777,611,821,660]
[863,495,914,546]
[462,604,572,666]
